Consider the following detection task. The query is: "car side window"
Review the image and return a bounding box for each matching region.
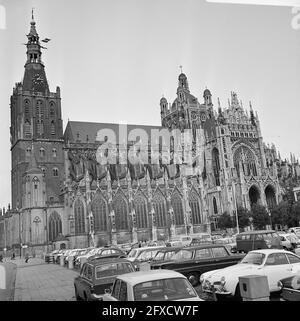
[111,279,121,299]
[211,247,228,258]
[80,264,87,277]
[286,253,300,264]
[256,234,263,240]
[118,281,128,301]
[265,253,289,266]
[194,248,212,259]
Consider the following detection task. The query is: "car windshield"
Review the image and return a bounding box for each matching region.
[171,249,193,261]
[95,262,134,279]
[128,249,137,258]
[134,277,197,301]
[240,252,265,265]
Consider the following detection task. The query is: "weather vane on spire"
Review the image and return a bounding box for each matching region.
[179,65,183,74]
[31,8,35,21]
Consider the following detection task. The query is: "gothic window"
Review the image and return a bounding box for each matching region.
[53,167,59,177]
[24,120,31,138]
[74,199,85,235]
[51,121,55,135]
[52,148,57,158]
[33,176,39,206]
[113,193,128,230]
[49,102,55,117]
[36,119,44,136]
[48,211,62,242]
[189,191,202,225]
[40,167,46,175]
[134,194,148,229]
[233,146,257,177]
[153,192,167,228]
[171,192,184,225]
[24,100,30,115]
[213,197,218,214]
[212,148,220,186]
[91,194,107,232]
[40,147,45,158]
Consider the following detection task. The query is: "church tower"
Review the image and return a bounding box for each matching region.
[10,13,64,211]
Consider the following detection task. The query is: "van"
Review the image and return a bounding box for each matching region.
[236,230,282,253]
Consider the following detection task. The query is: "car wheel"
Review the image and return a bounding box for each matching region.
[74,286,81,301]
[234,283,242,301]
[187,272,199,287]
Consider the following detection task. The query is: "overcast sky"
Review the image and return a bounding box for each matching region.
[0,0,299,208]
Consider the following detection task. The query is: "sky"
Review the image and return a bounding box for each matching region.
[0,0,299,209]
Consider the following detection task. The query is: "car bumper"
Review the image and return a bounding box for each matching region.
[201,282,232,297]
[281,288,300,301]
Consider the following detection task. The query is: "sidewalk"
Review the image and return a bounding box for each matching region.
[14,259,78,301]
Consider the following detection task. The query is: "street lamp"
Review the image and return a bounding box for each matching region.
[268,209,272,230]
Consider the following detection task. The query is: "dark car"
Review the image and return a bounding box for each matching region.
[278,274,300,301]
[236,230,282,253]
[150,244,244,287]
[74,257,135,301]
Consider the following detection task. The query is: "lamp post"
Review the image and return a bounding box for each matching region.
[268,209,272,230]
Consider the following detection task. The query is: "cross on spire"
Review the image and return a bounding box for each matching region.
[179,65,183,74]
[31,8,35,21]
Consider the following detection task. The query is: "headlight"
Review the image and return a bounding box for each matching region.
[277,281,283,290]
[220,276,226,286]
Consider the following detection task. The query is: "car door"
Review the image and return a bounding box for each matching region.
[105,279,122,301]
[285,253,300,273]
[76,264,88,298]
[211,246,235,269]
[262,253,294,291]
[80,263,94,300]
[193,248,213,274]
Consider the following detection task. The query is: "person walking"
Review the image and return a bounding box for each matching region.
[25,253,29,263]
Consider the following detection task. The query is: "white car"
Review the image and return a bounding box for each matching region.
[102,269,203,301]
[278,234,294,251]
[288,227,300,238]
[200,249,300,300]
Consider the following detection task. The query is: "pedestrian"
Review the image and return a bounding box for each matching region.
[0,253,3,263]
[25,253,29,263]
[11,252,15,260]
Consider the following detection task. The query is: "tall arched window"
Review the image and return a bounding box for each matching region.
[52,148,57,158]
[91,194,107,232]
[74,199,85,235]
[134,194,148,229]
[189,191,202,225]
[213,197,218,214]
[51,121,55,135]
[36,100,44,135]
[153,192,167,228]
[212,148,220,186]
[53,167,59,177]
[33,176,39,206]
[171,192,184,225]
[49,102,55,117]
[233,146,257,177]
[40,147,45,158]
[24,120,31,138]
[113,193,128,230]
[48,211,62,242]
[24,100,30,115]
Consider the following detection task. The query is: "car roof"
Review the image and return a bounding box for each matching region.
[249,249,292,255]
[85,257,132,267]
[130,246,165,252]
[116,269,186,285]
[156,246,183,252]
[237,230,276,235]
[181,244,227,250]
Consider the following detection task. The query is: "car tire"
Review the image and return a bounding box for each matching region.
[234,283,242,301]
[74,286,81,301]
[187,272,200,287]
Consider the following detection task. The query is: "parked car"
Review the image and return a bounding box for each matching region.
[288,227,300,238]
[278,234,294,251]
[200,249,300,300]
[236,230,282,253]
[75,246,125,268]
[151,244,244,287]
[101,270,203,301]
[74,257,135,301]
[278,274,300,301]
[286,233,300,248]
[213,237,237,253]
[126,246,165,270]
[44,250,59,263]
[189,233,213,246]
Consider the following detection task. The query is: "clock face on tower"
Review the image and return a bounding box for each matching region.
[32,73,45,91]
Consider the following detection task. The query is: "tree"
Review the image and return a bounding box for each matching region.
[270,201,290,228]
[236,207,250,229]
[250,204,270,230]
[217,212,233,230]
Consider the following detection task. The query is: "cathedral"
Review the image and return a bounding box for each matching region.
[1,15,297,255]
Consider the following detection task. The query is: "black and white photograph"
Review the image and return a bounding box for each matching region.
[0,0,300,309]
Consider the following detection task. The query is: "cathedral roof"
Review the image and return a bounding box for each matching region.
[64,121,163,144]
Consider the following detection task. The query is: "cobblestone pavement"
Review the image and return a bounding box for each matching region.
[14,259,79,301]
